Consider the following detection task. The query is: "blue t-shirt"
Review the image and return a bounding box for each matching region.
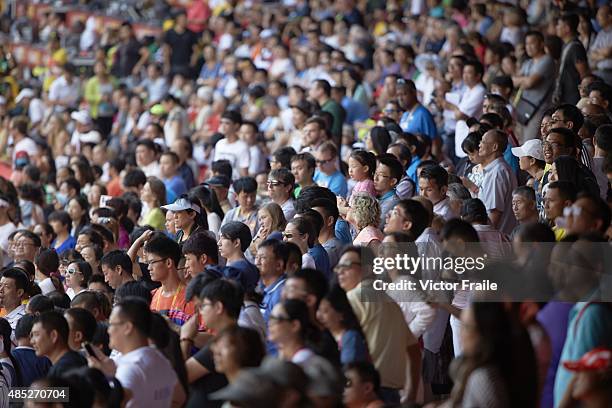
[400,105,437,140]
[308,244,331,280]
[335,219,353,244]
[342,96,369,125]
[314,170,348,198]
[227,259,260,292]
[261,275,287,355]
[13,347,51,386]
[554,302,612,406]
[340,329,370,365]
[407,156,421,185]
[503,144,519,176]
[52,235,76,257]
[164,175,187,198]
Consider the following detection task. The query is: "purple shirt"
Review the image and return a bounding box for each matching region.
[536,302,573,408]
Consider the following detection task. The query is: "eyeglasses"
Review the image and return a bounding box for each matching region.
[15,241,36,248]
[345,378,354,388]
[146,257,167,266]
[396,78,407,85]
[66,268,81,275]
[334,261,361,272]
[282,231,302,239]
[267,180,283,187]
[269,314,292,323]
[316,158,334,165]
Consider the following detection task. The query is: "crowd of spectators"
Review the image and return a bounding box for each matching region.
[0,0,610,407]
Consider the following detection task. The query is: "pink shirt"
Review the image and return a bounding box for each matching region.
[350,179,377,203]
[353,225,384,247]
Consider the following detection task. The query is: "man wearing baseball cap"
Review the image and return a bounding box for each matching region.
[557,348,612,408]
[70,110,101,154]
[512,139,547,214]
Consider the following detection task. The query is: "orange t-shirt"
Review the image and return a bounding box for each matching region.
[151,285,195,327]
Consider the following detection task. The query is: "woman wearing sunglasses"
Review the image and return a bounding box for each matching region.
[268,298,319,365]
[65,261,92,300]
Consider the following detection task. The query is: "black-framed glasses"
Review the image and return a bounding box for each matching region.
[146,257,168,266]
[267,180,283,187]
[269,314,292,323]
[316,158,334,165]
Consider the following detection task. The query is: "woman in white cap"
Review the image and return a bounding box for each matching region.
[161,195,208,246]
[511,139,546,214]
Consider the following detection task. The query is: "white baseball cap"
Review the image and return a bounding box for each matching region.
[71,110,93,126]
[511,139,544,161]
[15,88,35,104]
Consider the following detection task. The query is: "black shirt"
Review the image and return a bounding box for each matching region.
[47,350,87,378]
[186,345,227,408]
[164,29,197,70]
[113,38,142,78]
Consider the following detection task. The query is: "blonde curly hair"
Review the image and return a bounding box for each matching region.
[351,192,381,230]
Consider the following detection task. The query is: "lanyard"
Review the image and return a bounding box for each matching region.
[156,283,183,312]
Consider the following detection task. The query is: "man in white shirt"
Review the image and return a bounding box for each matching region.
[444,60,486,158]
[15,88,45,131]
[418,164,458,221]
[70,110,101,154]
[9,116,39,164]
[213,110,250,180]
[87,298,179,408]
[48,63,80,113]
[135,139,161,178]
[478,129,518,236]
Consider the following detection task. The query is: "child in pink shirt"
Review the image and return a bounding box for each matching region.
[338,150,377,217]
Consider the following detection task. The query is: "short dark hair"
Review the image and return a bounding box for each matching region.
[160,151,180,164]
[396,200,429,237]
[547,180,578,202]
[310,198,339,224]
[258,239,289,266]
[233,177,257,194]
[19,230,41,248]
[344,362,381,394]
[34,310,70,344]
[27,294,54,315]
[297,209,323,238]
[513,186,536,202]
[211,160,232,179]
[289,268,328,307]
[77,228,105,249]
[100,250,133,275]
[559,13,580,33]
[136,139,157,152]
[115,281,152,304]
[15,314,36,339]
[144,235,182,267]
[1,268,29,295]
[554,104,584,131]
[221,109,242,125]
[114,297,152,337]
[525,30,545,42]
[594,124,612,152]
[182,232,219,264]
[269,167,295,187]
[288,216,316,248]
[34,249,60,277]
[291,153,316,172]
[71,291,110,319]
[440,219,479,242]
[419,165,449,188]
[548,127,578,150]
[376,154,404,185]
[64,308,97,343]
[461,198,489,224]
[185,272,218,302]
[576,192,611,233]
[464,59,484,77]
[314,79,332,96]
[48,211,72,227]
[199,278,244,320]
[123,169,147,188]
[461,131,484,153]
[272,147,297,169]
[219,222,252,252]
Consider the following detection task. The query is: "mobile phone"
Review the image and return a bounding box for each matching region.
[99,195,112,208]
[83,342,99,360]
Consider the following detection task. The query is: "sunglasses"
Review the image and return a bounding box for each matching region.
[67,268,81,275]
[316,158,333,165]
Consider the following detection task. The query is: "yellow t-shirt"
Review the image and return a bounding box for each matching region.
[141,208,166,231]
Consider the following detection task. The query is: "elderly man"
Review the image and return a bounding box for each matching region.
[477,129,518,236]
